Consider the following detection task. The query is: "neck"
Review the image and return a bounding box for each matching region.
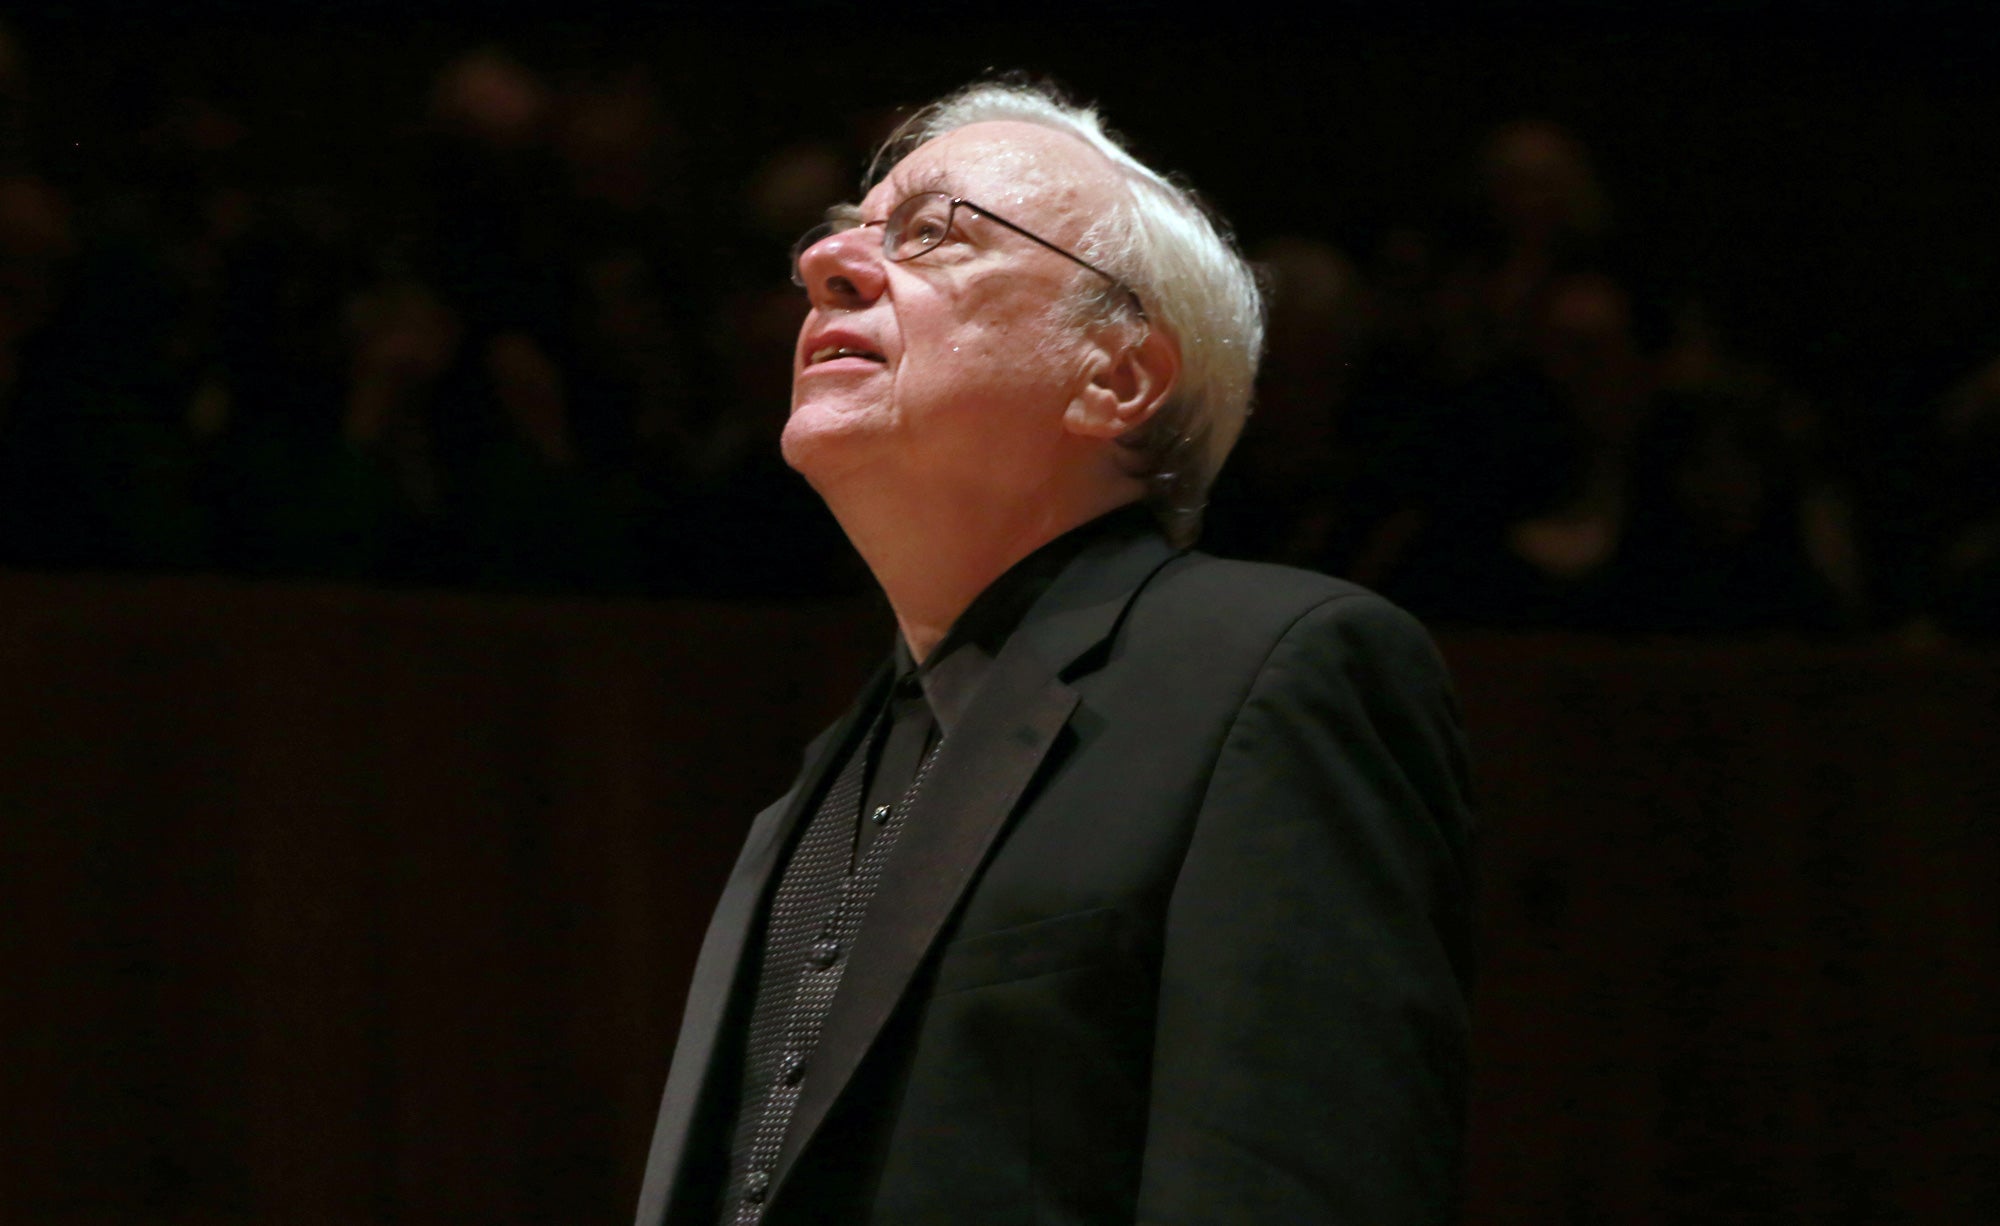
[822,471,1141,664]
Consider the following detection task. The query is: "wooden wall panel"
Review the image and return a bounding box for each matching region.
[2,574,1993,1223]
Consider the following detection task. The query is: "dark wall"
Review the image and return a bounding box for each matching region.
[4,570,1994,1222]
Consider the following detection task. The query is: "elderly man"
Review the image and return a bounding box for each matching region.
[635,81,1475,1226]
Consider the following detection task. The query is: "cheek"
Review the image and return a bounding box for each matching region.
[907,308,1073,397]
[884,272,1083,431]
[894,339,1060,441]
[890,316,993,403]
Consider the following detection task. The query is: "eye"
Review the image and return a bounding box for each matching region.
[888,194,957,259]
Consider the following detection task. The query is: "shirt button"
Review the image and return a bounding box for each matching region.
[744,1169,771,1203]
[781,1051,808,1086]
[809,940,840,969]
[870,804,892,825]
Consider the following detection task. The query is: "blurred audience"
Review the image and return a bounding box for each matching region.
[0,26,1971,633]
[1204,235,1371,567]
[1931,354,2000,636]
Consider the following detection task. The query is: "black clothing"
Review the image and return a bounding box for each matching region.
[711,512,1120,1221]
[640,510,1477,1225]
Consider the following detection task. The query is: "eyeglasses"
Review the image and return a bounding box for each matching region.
[791,191,1146,322]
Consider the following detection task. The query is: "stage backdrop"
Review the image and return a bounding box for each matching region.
[2,570,1993,1224]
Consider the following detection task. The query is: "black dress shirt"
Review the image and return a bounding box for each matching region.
[855,507,1126,858]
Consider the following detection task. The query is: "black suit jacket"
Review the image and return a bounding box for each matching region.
[635,522,1476,1225]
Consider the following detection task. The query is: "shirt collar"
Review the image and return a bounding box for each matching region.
[891,501,1158,737]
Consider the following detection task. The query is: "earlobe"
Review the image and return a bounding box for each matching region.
[1064,327,1180,441]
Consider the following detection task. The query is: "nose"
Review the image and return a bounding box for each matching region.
[795,224,887,312]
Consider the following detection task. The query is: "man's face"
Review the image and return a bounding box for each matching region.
[784,121,1114,503]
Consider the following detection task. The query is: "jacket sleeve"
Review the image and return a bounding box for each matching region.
[1134,592,1477,1225]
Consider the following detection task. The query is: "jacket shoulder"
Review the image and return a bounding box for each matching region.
[1085,552,1447,719]
[1133,551,1422,651]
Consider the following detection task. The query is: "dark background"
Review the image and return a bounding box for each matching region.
[2,1,1996,1222]
[4,0,1999,623]
[20,1,1999,402]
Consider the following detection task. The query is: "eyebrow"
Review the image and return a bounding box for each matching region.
[832,169,966,227]
[884,167,961,204]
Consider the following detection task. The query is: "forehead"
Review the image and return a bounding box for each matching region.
[869,120,1117,224]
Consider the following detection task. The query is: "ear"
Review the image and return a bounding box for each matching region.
[1063,324,1180,441]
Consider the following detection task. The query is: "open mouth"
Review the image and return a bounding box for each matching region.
[808,345,886,366]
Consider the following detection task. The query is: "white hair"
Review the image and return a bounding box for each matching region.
[871,79,1266,546]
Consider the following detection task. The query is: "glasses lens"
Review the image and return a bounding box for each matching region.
[884,193,954,262]
[790,210,864,287]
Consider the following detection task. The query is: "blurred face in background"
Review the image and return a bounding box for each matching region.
[1480,120,1605,246]
[0,175,71,350]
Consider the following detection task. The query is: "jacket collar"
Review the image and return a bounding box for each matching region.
[900,500,1167,736]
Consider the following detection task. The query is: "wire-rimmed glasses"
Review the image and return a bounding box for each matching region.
[790,191,1146,322]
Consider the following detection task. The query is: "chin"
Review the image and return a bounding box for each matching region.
[780,397,882,485]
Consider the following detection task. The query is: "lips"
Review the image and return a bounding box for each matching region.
[809,345,886,364]
[803,330,887,368]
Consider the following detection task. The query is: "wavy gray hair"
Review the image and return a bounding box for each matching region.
[870,80,1265,546]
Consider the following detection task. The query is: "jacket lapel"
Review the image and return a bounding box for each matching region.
[633,665,891,1226]
[768,526,1181,1205]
